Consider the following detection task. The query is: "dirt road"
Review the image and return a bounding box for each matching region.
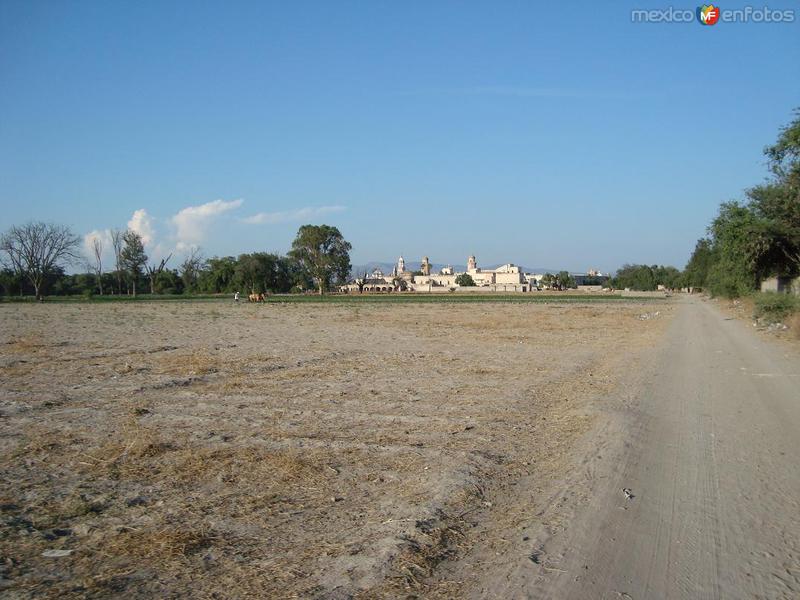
[458,295,800,599]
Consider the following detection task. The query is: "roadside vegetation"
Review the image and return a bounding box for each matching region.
[753,292,800,323]
[607,264,682,292]
[597,109,800,328]
[682,109,800,322]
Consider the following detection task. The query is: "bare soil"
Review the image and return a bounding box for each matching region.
[0,300,670,598]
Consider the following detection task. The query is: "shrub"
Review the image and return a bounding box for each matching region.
[753,292,800,323]
[454,273,475,287]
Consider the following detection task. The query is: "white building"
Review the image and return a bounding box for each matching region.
[342,254,537,293]
[412,255,530,292]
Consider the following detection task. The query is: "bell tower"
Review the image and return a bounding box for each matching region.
[467,255,477,272]
[421,256,431,276]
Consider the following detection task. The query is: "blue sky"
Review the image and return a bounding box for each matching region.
[1,1,798,273]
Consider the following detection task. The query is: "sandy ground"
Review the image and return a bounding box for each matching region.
[0,300,671,599]
[469,295,800,600]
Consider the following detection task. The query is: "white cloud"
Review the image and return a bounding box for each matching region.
[83,229,114,267]
[242,205,346,225]
[127,209,156,247]
[126,208,174,261]
[171,198,243,249]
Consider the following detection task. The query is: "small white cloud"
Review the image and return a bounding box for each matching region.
[126,208,173,261]
[171,198,243,247]
[83,229,114,266]
[128,209,156,247]
[242,205,346,225]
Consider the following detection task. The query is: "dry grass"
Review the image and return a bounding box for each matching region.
[154,350,221,376]
[0,300,672,598]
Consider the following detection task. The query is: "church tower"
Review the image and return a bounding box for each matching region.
[421,256,431,276]
[467,255,477,272]
[397,256,406,274]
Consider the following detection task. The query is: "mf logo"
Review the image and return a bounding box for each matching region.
[697,4,721,25]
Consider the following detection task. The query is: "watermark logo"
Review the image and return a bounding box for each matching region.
[697,4,721,25]
[631,5,795,23]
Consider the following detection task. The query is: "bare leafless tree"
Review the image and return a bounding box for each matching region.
[110,229,124,295]
[356,270,368,293]
[179,247,205,292]
[146,254,172,295]
[0,222,81,300]
[91,236,104,295]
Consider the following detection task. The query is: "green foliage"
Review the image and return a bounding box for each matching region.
[753,291,800,322]
[765,107,800,187]
[696,109,800,298]
[0,249,302,298]
[199,256,237,293]
[454,273,476,286]
[684,238,715,289]
[120,230,148,296]
[557,271,576,289]
[288,224,352,294]
[745,182,800,277]
[0,268,25,296]
[705,202,766,297]
[233,252,293,294]
[609,264,680,291]
[540,272,577,290]
[155,269,184,295]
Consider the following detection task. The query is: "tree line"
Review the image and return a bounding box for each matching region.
[607,110,799,296]
[0,223,351,298]
[683,109,800,297]
[607,264,682,292]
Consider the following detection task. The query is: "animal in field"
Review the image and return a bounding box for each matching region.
[248,292,265,303]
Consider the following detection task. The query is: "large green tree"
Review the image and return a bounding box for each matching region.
[120,230,148,297]
[288,225,351,294]
[683,239,715,289]
[199,256,237,293]
[455,273,475,287]
[556,271,576,290]
[234,252,294,294]
[705,202,768,297]
[745,110,800,277]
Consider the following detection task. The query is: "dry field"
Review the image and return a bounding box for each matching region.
[0,299,671,598]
